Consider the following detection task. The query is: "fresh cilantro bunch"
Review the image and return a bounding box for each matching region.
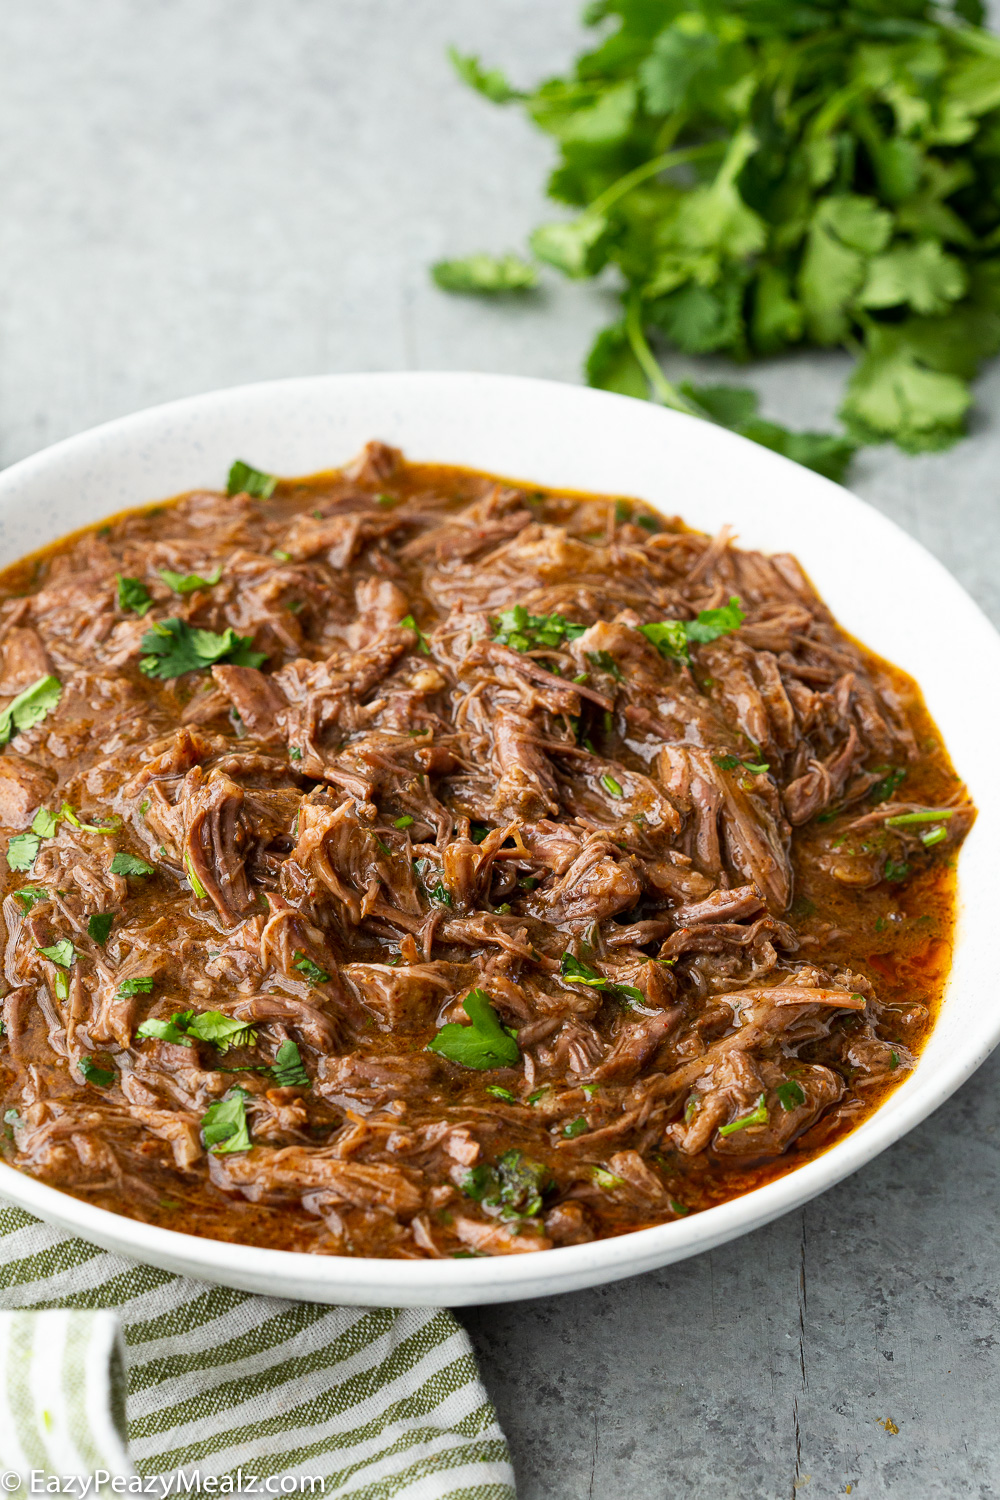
[443,0,1000,465]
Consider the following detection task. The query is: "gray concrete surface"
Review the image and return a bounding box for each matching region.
[0,2,998,1495]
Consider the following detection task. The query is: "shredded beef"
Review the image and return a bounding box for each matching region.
[0,442,973,1257]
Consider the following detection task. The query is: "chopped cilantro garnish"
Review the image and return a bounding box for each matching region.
[289,746,303,762]
[685,598,746,644]
[400,614,431,655]
[415,859,452,907]
[13,886,48,910]
[116,574,153,616]
[0,675,62,746]
[718,1094,768,1137]
[592,1166,623,1189]
[87,913,113,945]
[293,950,330,985]
[670,1199,690,1217]
[870,767,906,804]
[158,566,222,594]
[136,1012,195,1047]
[775,1080,806,1112]
[137,1008,255,1052]
[188,1011,257,1051]
[889,1051,900,1070]
[227,461,276,499]
[79,1056,115,1088]
[485,1085,517,1103]
[6,834,40,872]
[272,1039,310,1088]
[115,977,154,998]
[563,1116,589,1138]
[883,858,912,884]
[201,1088,252,1153]
[139,618,266,680]
[586,649,623,681]
[641,598,745,663]
[491,604,586,653]
[37,939,74,968]
[427,988,521,1070]
[920,826,948,848]
[394,815,414,830]
[715,754,770,775]
[110,852,155,876]
[184,851,208,899]
[460,1148,549,1218]
[31,808,59,838]
[559,951,644,1008]
[600,773,623,797]
[60,804,120,834]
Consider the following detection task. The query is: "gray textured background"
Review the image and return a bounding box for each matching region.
[1,3,998,1495]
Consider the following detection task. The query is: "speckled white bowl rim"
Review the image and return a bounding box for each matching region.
[0,371,994,1307]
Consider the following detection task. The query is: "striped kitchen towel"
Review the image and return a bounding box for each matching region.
[0,1200,515,1500]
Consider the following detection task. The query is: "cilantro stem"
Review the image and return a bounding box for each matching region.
[588,141,725,219]
[884,808,955,827]
[624,293,701,416]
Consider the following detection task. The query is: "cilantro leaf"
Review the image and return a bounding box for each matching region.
[6,833,40,872]
[87,913,114,945]
[447,46,522,104]
[271,1039,310,1088]
[116,976,154,997]
[685,596,746,644]
[0,675,62,746]
[400,614,431,655]
[136,1013,194,1047]
[427,988,521,1070]
[776,1080,806,1112]
[13,887,49,910]
[79,1056,116,1089]
[185,1011,257,1052]
[117,574,153,616]
[138,1006,255,1052]
[432,253,538,293]
[158,566,223,595]
[227,461,276,499]
[37,939,74,968]
[31,808,60,838]
[460,1148,549,1217]
[640,597,745,662]
[559,951,644,1008]
[139,619,266,680]
[869,767,907,804]
[201,1088,252,1153]
[293,950,330,985]
[110,852,155,876]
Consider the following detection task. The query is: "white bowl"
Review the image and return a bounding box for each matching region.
[0,372,996,1307]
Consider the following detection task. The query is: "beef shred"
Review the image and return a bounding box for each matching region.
[0,443,974,1257]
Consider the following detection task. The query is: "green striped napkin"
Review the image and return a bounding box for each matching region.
[0,1200,515,1500]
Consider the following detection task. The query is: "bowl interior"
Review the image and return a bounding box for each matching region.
[0,371,996,1305]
